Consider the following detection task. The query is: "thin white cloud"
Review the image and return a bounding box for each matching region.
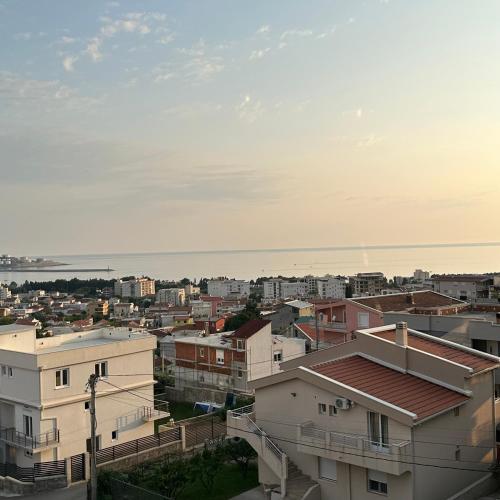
[236,95,264,123]
[62,55,78,72]
[256,25,271,35]
[249,47,270,60]
[60,36,76,44]
[14,32,32,41]
[85,38,103,62]
[280,29,313,40]
[357,134,383,148]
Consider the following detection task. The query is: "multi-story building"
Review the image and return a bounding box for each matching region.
[413,269,430,282]
[0,324,166,468]
[173,319,305,392]
[228,322,499,499]
[263,280,308,301]
[184,283,200,296]
[350,272,386,297]
[156,288,186,306]
[87,299,109,317]
[113,302,135,318]
[0,285,11,301]
[115,278,155,298]
[207,279,250,298]
[316,276,347,300]
[432,275,493,301]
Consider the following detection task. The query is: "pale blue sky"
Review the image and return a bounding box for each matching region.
[2,1,500,255]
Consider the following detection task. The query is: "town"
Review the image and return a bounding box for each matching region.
[0,270,500,499]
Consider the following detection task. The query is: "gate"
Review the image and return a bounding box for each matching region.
[71,453,86,482]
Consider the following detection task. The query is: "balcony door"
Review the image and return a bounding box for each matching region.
[368,411,389,452]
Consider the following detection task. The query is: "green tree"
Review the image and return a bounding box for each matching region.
[144,457,189,498]
[189,444,225,493]
[224,303,261,331]
[224,438,257,478]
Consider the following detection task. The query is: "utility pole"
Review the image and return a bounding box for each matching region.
[315,310,319,352]
[87,373,99,500]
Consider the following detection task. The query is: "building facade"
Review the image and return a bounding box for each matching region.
[207,280,251,298]
[156,288,186,306]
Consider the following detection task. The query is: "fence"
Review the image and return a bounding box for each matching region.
[0,458,66,483]
[183,415,226,448]
[96,426,181,465]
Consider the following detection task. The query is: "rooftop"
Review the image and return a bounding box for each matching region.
[232,319,271,339]
[311,355,468,422]
[294,323,347,345]
[351,290,465,313]
[432,274,493,283]
[285,300,313,310]
[369,327,498,373]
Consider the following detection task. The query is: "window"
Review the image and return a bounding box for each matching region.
[318,403,327,415]
[216,349,225,365]
[86,436,101,452]
[199,347,204,357]
[237,368,243,379]
[55,368,69,388]
[111,430,118,441]
[319,457,337,481]
[8,367,13,378]
[357,312,369,328]
[273,350,283,363]
[94,361,108,378]
[368,469,388,494]
[328,405,338,416]
[23,415,33,438]
[454,407,460,417]
[368,411,389,452]
[84,401,90,411]
[1,365,6,376]
[236,339,245,351]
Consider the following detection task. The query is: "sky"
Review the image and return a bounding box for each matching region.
[1,0,500,256]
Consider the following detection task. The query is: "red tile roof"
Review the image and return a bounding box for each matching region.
[371,329,497,373]
[232,319,271,339]
[351,291,465,313]
[295,323,347,345]
[311,355,468,421]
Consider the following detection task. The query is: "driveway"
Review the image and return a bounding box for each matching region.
[230,487,266,500]
[19,483,87,500]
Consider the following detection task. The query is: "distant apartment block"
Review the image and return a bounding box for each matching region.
[114,277,155,298]
[263,279,308,301]
[184,283,200,296]
[228,322,499,499]
[0,324,165,468]
[113,302,135,318]
[413,269,430,282]
[87,299,109,317]
[263,276,346,302]
[432,274,493,301]
[316,276,347,300]
[0,285,11,301]
[350,272,386,297]
[207,279,251,298]
[156,288,185,306]
[173,319,305,392]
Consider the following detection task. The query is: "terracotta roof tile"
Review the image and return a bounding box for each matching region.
[371,329,498,373]
[311,355,468,421]
[232,319,270,339]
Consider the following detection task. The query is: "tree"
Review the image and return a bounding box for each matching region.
[224,438,257,478]
[189,444,225,493]
[141,457,189,499]
[224,302,261,331]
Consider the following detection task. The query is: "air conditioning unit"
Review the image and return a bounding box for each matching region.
[334,397,351,410]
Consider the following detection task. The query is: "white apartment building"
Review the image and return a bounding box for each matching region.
[316,276,347,300]
[0,324,166,468]
[432,275,493,301]
[184,284,200,296]
[350,272,386,297]
[0,286,11,301]
[413,269,430,282]
[115,278,155,298]
[228,322,500,499]
[156,288,185,306]
[113,302,135,318]
[207,279,250,298]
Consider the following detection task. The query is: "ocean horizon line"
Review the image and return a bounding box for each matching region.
[44,241,500,259]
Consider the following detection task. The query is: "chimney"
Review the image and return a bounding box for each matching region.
[496,313,500,325]
[395,322,408,347]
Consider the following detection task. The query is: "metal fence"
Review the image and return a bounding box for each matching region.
[183,415,226,448]
[96,427,181,465]
[0,458,66,483]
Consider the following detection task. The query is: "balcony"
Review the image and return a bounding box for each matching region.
[298,421,412,476]
[323,321,347,331]
[142,405,170,422]
[0,427,59,452]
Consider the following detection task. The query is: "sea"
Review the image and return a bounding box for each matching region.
[1,243,500,285]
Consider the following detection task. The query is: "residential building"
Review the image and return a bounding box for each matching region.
[432,274,493,301]
[267,300,314,334]
[173,319,305,392]
[0,324,166,467]
[316,276,347,300]
[156,288,186,306]
[350,272,386,297]
[263,280,308,301]
[314,290,468,334]
[207,279,251,298]
[189,300,212,319]
[113,302,135,318]
[87,300,109,317]
[184,283,200,296]
[115,278,155,298]
[228,322,499,499]
[413,269,430,282]
[0,285,11,301]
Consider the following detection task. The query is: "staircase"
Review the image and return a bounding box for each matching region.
[227,405,319,499]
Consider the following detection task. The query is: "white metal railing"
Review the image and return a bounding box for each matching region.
[230,404,255,417]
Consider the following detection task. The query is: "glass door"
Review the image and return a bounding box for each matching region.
[368,411,389,452]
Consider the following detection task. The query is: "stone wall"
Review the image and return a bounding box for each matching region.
[166,384,228,404]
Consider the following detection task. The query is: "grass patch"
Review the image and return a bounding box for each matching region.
[170,401,206,421]
[178,463,258,500]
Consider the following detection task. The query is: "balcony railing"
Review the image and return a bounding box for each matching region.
[142,404,170,422]
[322,321,347,330]
[0,427,59,451]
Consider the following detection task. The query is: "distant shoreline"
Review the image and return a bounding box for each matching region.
[0,268,114,273]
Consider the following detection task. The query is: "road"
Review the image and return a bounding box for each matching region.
[19,483,87,500]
